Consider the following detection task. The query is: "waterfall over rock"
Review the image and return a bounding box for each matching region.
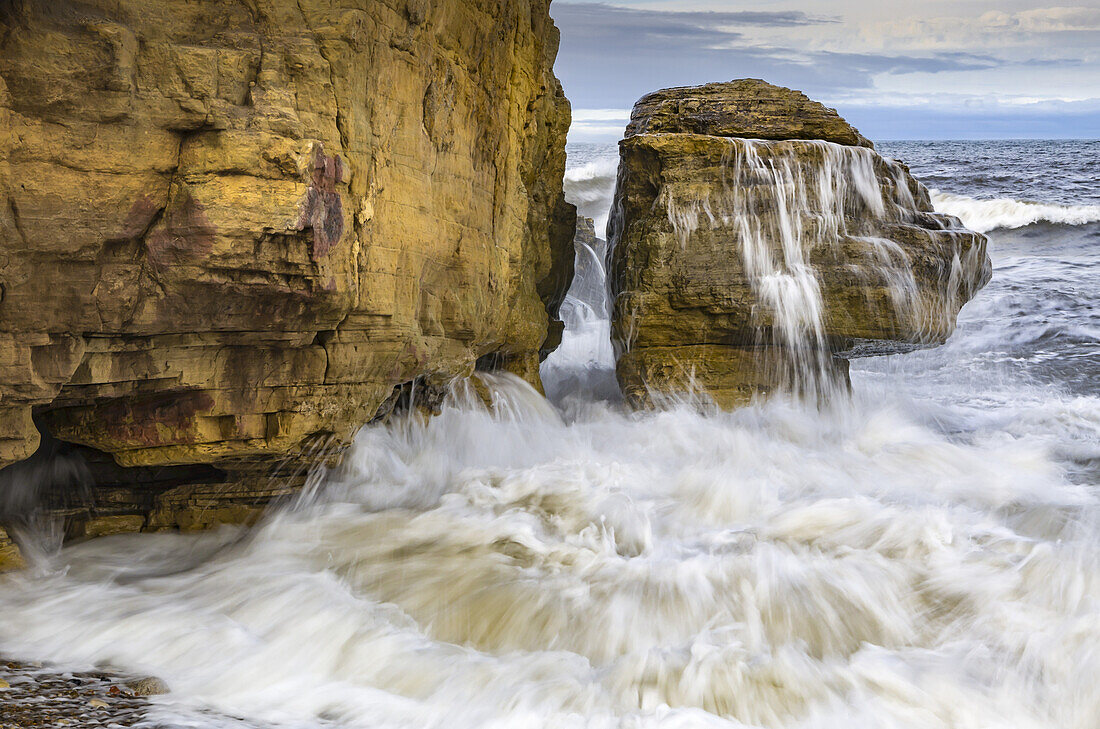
[608,80,991,408]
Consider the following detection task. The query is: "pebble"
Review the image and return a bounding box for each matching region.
[0,657,155,728]
[126,676,170,696]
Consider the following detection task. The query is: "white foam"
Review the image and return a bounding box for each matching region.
[0,144,1094,729]
[931,190,1100,233]
[0,377,1095,729]
[564,158,619,237]
[564,158,619,186]
[650,139,963,397]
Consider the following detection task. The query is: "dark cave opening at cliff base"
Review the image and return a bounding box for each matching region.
[0,416,236,551]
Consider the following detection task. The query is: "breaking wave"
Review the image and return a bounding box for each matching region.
[1,373,1098,729]
[931,190,1100,233]
[563,157,619,235]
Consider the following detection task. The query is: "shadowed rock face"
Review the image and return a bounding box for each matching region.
[0,0,573,554]
[609,80,991,409]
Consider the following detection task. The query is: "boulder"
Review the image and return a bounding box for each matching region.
[125,677,170,697]
[0,0,573,539]
[609,80,991,408]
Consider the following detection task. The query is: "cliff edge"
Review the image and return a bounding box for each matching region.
[0,0,574,559]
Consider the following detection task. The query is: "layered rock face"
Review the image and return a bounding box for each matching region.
[625,79,873,148]
[0,526,22,570]
[0,0,573,556]
[609,80,991,408]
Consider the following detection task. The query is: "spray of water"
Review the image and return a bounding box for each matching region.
[0,371,1096,729]
[0,143,1092,729]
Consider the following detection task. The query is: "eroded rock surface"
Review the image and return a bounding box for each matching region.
[609,80,991,408]
[625,79,873,148]
[0,0,573,544]
[0,527,22,571]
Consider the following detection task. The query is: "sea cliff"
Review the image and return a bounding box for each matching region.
[0,0,573,562]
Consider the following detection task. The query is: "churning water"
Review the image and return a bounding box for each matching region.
[1,141,1098,729]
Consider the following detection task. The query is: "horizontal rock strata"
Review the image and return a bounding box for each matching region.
[0,0,573,553]
[609,80,991,408]
[0,526,22,570]
[625,79,873,148]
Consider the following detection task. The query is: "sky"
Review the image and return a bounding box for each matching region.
[551,1,1100,141]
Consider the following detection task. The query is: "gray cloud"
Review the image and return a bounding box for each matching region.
[555,3,834,32]
[552,3,1008,109]
[811,50,1002,76]
[845,100,1100,141]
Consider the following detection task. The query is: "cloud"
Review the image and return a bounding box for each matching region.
[568,109,632,142]
[571,109,634,122]
[840,96,1100,140]
[1000,6,1100,32]
[812,50,1001,75]
[552,2,1100,138]
[552,3,1013,109]
[553,3,834,30]
[859,5,1100,51]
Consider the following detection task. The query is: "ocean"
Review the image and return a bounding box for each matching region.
[0,140,1097,729]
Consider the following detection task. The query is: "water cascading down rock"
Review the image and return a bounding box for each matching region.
[608,80,992,407]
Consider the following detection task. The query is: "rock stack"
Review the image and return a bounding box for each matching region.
[608,79,991,408]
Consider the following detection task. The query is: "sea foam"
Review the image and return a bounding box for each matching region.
[931,190,1100,233]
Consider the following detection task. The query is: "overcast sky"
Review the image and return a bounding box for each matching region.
[551,1,1100,141]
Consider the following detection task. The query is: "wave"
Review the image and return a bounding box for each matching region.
[564,158,620,236]
[931,190,1100,233]
[564,157,619,184]
[563,159,618,204]
[562,154,1100,238]
[2,374,1097,729]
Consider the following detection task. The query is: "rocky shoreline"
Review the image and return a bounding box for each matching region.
[0,6,989,566]
[0,658,168,728]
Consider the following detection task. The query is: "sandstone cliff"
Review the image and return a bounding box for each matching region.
[0,0,573,563]
[609,80,991,408]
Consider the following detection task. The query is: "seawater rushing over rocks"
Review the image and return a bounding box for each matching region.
[1,138,1099,728]
[609,130,988,407]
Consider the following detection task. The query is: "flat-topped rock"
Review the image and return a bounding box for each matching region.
[609,83,990,409]
[625,79,873,148]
